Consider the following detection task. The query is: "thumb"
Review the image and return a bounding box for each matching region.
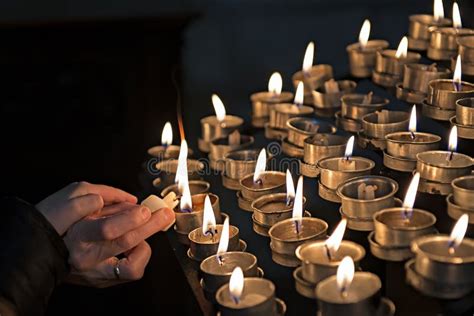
[54,194,104,235]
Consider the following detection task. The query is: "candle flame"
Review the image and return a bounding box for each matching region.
[344,136,355,159]
[175,139,189,185]
[294,81,304,106]
[180,177,193,212]
[359,19,371,48]
[253,148,267,183]
[336,256,355,296]
[434,0,445,22]
[395,36,408,59]
[217,217,229,258]
[448,125,458,152]
[402,172,420,214]
[212,94,226,122]
[449,214,468,252]
[268,72,283,95]
[452,2,462,28]
[409,105,417,133]
[453,55,462,91]
[302,41,315,73]
[326,219,347,255]
[286,169,296,202]
[161,122,173,146]
[229,266,244,303]
[202,195,216,235]
[292,176,304,229]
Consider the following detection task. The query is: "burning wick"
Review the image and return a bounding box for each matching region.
[337,256,354,300]
[325,244,333,261]
[410,132,416,140]
[218,255,224,265]
[294,220,301,235]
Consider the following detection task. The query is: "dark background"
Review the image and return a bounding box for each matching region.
[0,0,473,315]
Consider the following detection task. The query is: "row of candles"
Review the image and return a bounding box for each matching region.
[143,1,474,315]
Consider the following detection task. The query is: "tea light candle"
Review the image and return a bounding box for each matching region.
[341,92,389,121]
[457,35,474,74]
[395,63,451,104]
[250,72,294,128]
[268,176,329,267]
[209,131,254,171]
[291,41,333,94]
[286,117,337,148]
[315,257,388,316]
[447,175,474,223]
[317,136,375,202]
[407,0,451,51]
[373,36,421,87]
[417,126,473,187]
[453,97,474,139]
[427,3,474,61]
[147,122,191,159]
[370,173,437,261]
[222,149,261,190]
[384,105,441,172]
[312,79,357,117]
[239,149,286,201]
[346,19,389,78]
[216,267,284,316]
[188,196,241,261]
[199,94,244,153]
[408,214,474,299]
[295,220,366,285]
[361,110,410,140]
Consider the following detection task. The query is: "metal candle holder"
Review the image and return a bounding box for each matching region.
[153,159,204,188]
[250,91,293,128]
[312,80,357,117]
[335,111,361,133]
[452,97,474,139]
[360,110,410,151]
[160,180,210,197]
[266,103,314,140]
[341,93,389,121]
[428,27,474,61]
[251,193,307,227]
[396,63,451,104]
[238,171,286,212]
[447,175,474,223]
[147,145,193,160]
[292,65,334,94]
[222,149,262,190]
[216,278,286,316]
[456,35,474,75]
[252,211,311,238]
[300,134,350,178]
[209,135,254,171]
[407,14,451,51]
[423,79,474,121]
[373,49,421,87]
[188,224,242,262]
[268,217,328,267]
[199,115,244,153]
[369,208,437,261]
[337,176,399,231]
[346,40,389,78]
[407,235,474,299]
[315,272,395,316]
[384,132,441,172]
[317,156,375,203]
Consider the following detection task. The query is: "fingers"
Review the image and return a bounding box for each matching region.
[83,204,152,241]
[54,194,104,235]
[66,182,137,205]
[118,241,152,280]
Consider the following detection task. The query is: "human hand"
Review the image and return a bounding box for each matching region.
[36,181,137,235]
[63,202,175,287]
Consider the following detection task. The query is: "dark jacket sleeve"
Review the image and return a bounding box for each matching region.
[0,197,69,316]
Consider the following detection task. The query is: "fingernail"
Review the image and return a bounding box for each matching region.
[141,207,151,219]
[162,208,176,232]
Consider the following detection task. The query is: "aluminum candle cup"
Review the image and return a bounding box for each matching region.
[341,199,402,232]
[341,93,389,121]
[295,240,365,284]
[209,135,254,171]
[373,50,421,87]
[268,218,328,267]
[312,80,357,115]
[223,149,261,190]
[239,171,286,200]
[252,211,312,238]
[396,64,451,104]
[200,252,259,297]
[250,91,293,128]
[251,193,307,227]
[292,65,334,94]
[188,225,240,262]
[160,180,210,197]
[384,132,440,172]
[408,15,451,50]
[216,278,282,316]
[361,111,410,140]
[456,97,474,126]
[427,79,474,110]
[428,28,474,61]
[154,159,204,188]
[315,272,383,316]
[416,151,473,184]
[286,117,336,148]
[346,40,390,78]
[269,103,314,130]
[335,111,361,133]
[452,175,474,209]
[303,134,350,165]
[337,176,398,219]
[446,194,474,224]
[458,35,474,62]
[199,115,244,152]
